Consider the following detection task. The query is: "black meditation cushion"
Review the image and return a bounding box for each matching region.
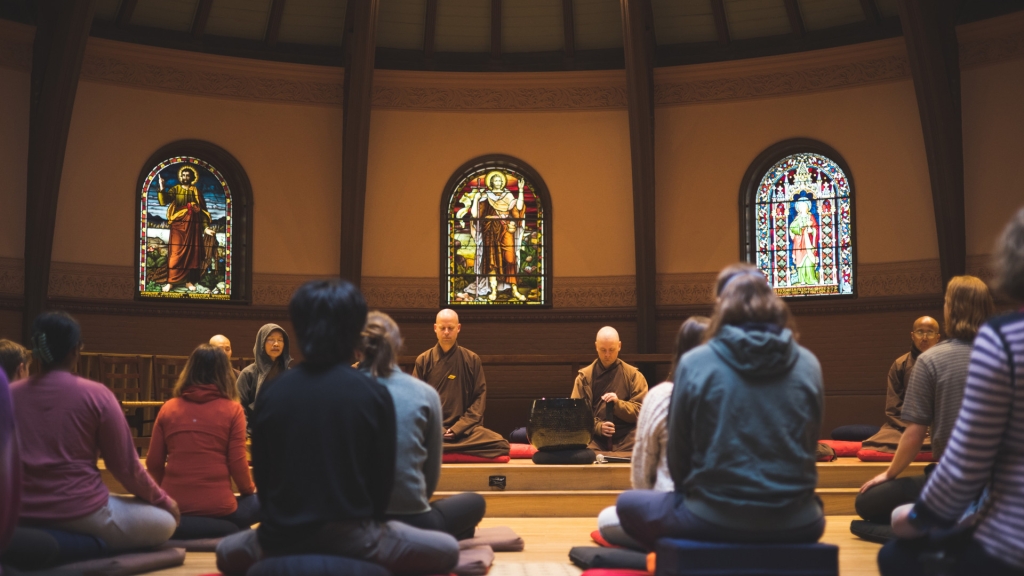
[246,554,391,576]
[0,527,108,571]
[849,520,895,544]
[171,516,243,540]
[509,427,529,444]
[569,547,648,570]
[654,538,838,576]
[532,448,596,465]
[830,425,880,442]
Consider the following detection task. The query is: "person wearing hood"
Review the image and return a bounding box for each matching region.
[147,344,258,536]
[616,264,825,549]
[237,324,292,434]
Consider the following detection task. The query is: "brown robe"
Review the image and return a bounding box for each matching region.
[862,347,932,453]
[571,359,648,453]
[412,343,510,458]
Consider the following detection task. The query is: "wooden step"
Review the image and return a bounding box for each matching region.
[437,462,631,492]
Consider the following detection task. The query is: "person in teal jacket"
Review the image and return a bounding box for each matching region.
[617,263,825,549]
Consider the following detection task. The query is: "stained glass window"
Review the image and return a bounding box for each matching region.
[138,156,233,300]
[444,161,549,306]
[751,152,854,297]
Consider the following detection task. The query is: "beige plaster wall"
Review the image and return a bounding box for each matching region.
[363,108,635,277]
[0,66,29,259]
[655,78,939,274]
[52,79,344,275]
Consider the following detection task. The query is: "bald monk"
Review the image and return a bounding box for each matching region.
[572,327,648,453]
[861,316,939,453]
[412,310,510,459]
[209,334,241,379]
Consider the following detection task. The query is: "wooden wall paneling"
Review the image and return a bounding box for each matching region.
[711,0,730,45]
[621,0,658,359]
[191,0,214,39]
[339,0,380,286]
[491,0,502,62]
[898,0,966,286]
[424,0,438,64]
[562,0,576,60]
[23,0,95,343]
[264,0,286,46]
[783,0,805,37]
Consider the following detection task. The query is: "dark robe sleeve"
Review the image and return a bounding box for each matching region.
[450,353,487,437]
[611,368,648,423]
[411,354,426,380]
[571,373,602,436]
[237,369,257,432]
[369,387,397,519]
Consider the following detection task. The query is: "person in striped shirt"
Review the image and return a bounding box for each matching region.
[881,206,1024,575]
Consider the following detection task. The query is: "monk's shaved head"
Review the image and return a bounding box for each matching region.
[436,308,459,324]
[913,316,939,331]
[911,316,940,354]
[209,334,232,357]
[434,308,462,352]
[595,326,622,368]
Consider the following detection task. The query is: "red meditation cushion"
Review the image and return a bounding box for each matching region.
[509,443,538,459]
[442,453,511,463]
[818,439,862,457]
[857,449,936,462]
[590,530,622,549]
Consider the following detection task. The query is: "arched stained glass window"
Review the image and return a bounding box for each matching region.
[136,141,252,302]
[441,156,551,307]
[742,140,855,298]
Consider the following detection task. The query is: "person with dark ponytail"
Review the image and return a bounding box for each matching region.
[359,311,486,540]
[10,312,179,550]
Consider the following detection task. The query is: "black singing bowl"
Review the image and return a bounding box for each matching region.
[527,398,592,451]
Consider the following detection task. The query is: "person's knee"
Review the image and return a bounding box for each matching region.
[597,506,619,531]
[216,529,261,576]
[134,506,177,548]
[855,488,894,523]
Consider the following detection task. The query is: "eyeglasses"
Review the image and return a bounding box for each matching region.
[913,330,939,339]
[266,339,285,345]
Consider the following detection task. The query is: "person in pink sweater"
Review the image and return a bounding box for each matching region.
[147,344,258,534]
[11,312,179,550]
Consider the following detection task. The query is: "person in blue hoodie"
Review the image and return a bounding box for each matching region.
[617,263,825,549]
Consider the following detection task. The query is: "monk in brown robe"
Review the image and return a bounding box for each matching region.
[412,309,510,458]
[571,326,648,453]
[861,316,939,452]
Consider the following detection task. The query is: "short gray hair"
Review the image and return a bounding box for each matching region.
[994,206,1024,302]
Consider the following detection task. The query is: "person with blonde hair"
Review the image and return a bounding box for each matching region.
[147,344,258,536]
[616,264,824,548]
[858,275,995,524]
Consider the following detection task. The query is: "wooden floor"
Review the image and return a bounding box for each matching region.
[148,516,881,576]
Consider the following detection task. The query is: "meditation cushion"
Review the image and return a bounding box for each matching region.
[509,427,529,444]
[817,440,861,457]
[0,527,108,571]
[532,448,596,465]
[458,526,524,552]
[171,516,243,540]
[590,530,621,549]
[654,539,838,576]
[246,555,391,576]
[856,449,935,462]
[57,547,186,576]
[442,454,511,464]
[160,537,225,552]
[830,425,880,442]
[848,520,895,544]
[509,443,538,459]
[569,547,648,570]
[454,545,494,576]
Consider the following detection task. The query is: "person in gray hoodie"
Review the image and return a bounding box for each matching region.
[237,323,292,434]
[617,264,825,549]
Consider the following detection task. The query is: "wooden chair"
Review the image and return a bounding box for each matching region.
[153,356,188,402]
[97,355,149,439]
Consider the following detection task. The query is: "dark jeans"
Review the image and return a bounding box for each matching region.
[219,494,261,529]
[388,493,485,541]
[879,536,1024,576]
[617,490,825,551]
[856,472,930,523]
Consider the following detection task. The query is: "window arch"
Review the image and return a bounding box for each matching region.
[440,155,552,307]
[740,139,855,298]
[136,141,253,302]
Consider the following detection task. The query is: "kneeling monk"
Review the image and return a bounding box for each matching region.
[572,326,648,453]
[412,309,510,459]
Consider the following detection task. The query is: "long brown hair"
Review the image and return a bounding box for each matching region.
[706,263,797,340]
[667,316,710,376]
[944,275,995,341]
[173,344,239,401]
[359,311,403,378]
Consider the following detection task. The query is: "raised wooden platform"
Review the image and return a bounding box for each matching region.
[101,457,926,517]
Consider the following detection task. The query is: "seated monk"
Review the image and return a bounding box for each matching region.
[572,326,648,453]
[860,316,938,453]
[412,309,510,459]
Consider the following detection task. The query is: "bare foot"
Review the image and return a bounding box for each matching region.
[162,284,172,292]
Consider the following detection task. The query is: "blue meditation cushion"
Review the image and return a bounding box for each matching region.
[654,538,838,576]
[246,554,391,576]
[0,527,109,570]
[830,425,880,442]
[509,427,529,444]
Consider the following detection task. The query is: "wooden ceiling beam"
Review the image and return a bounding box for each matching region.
[115,0,137,28]
[339,0,379,286]
[491,0,502,61]
[563,0,575,59]
[710,0,729,45]
[264,0,285,46]
[783,0,805,37]
[620,0,657,356]
[897,0,965,285]
[191,0,213,39]
[424,0,437,61]
[860,0,881,25]
[23,0,95,342]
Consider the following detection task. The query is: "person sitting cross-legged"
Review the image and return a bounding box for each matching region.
[358,311,486,540]
[215,280,459,576]
[147,344,259,537]
[617,264,825,549]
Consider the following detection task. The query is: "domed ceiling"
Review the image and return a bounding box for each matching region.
[6,0,1023,71]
